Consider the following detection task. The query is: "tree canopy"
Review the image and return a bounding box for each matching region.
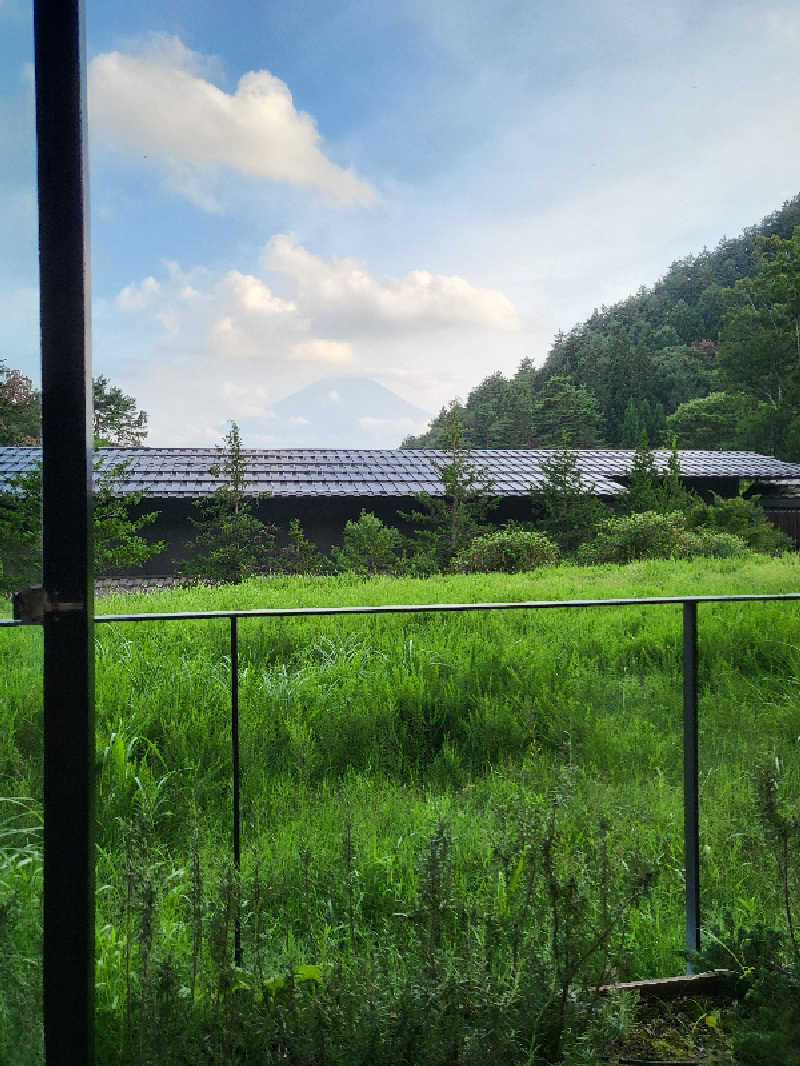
[403,194,800,457]
[93,376,148,446]
[0,361,41,445]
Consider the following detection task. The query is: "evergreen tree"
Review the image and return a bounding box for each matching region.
[402,405,497,569]
[718,226,800,458]
[626,432,662,514]
[180,423,275,585]
[666,391,771,450]
[464,371,511,446]
[660,439,693,513]
[0,459,165,594]
[93,459,166,574]
[530,435,607,553]
[0,467,41,595]
[620,398,642,448]
[279,518,328,575]
[532,375,604,446]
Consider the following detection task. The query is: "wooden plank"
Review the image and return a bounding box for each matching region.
[596,969,732,999]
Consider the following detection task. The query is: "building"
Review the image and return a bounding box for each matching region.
[2,445,800,574]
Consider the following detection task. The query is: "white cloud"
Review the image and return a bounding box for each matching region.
[116,275,160,311]
[95,235,526,444]
[291,338,354,365]
[221,271,296,315]
[88,34,376,209]
[264,234,521,334]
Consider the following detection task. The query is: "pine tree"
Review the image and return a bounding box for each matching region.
[626,432,662,514]
[620,398,642,448]
[530,435,607,553]
[402,405,497,569]
[180,423,275,585]
[280,518,328,575]
[659,438,693,513]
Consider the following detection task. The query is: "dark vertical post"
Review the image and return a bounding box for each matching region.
[33,0,95,1063]
[682,600,700,971]
[230,615,242,965]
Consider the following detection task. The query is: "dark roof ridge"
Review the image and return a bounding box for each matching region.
[3,444,800,500]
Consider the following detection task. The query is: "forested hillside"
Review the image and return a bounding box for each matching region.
[403,194,800,459]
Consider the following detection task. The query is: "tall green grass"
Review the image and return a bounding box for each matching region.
[2,555,799,1062]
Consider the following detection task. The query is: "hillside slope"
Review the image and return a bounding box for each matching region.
[404,194,800,455]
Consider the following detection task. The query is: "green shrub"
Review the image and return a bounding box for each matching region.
[451,527,559,573]
[691,529,752,558]
[577,510,750,565]
[396,549,441,578]
[686,492,792,555]
[332,510,402,575]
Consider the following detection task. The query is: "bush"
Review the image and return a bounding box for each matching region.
[451,527,559,573]
[686,492,792,555]
[396,549,441,578]
[577,510,750,565]
[690,529,752,559]
[332,510,402,575]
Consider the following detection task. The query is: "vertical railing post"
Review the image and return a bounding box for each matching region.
[682,600,700,971]
[34,0,95,1062]
[230,615,242,966]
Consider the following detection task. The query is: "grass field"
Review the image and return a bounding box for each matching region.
[2,555,800,1063]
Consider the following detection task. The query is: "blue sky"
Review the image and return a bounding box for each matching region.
[2,0,800,445]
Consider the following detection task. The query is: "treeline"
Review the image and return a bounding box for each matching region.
[403,195,800,459]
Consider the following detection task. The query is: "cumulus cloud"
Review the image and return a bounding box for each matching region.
[264,235,520,334]
[220,271,296,315]
[116,275,161,311]
[96,236,525,444]
[88,34,376,209]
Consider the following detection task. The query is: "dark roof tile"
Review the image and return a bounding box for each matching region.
[3,446,800,499]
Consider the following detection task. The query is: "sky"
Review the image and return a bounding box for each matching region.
[2,0,800,446]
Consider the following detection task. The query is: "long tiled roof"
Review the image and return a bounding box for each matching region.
[2,446,800,499]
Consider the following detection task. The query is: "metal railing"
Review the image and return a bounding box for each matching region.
[4,589,800,970]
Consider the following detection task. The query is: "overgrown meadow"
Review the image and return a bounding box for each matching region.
[2,556,800,1063]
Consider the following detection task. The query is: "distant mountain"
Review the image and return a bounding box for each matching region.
[235,376,431,449]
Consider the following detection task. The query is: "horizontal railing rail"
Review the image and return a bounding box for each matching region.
[4,589,800,628]
[3,589,799,971]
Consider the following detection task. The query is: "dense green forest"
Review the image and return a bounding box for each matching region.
[403,195,800,459]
